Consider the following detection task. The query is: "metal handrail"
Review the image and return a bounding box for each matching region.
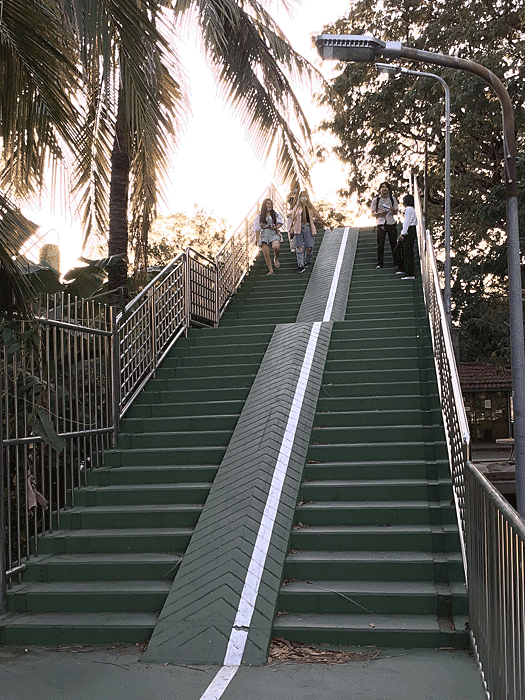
[1,184,281,603]
[414,175,525,699]
[115,184,282,420]
[1,295,115,587]
[414,178,470,564]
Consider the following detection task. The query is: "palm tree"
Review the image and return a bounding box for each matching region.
[0,0,80,315]
[73,0,318,300]
[1,0,319,309]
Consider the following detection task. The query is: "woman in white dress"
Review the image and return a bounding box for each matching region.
[253,198,283,275]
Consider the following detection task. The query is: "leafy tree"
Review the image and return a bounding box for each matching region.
[318,0,525,362]
[148,208,230,266]
[312,199,351,229]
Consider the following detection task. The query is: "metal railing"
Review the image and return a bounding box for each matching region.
[414,176,525,699]
[1,295,114,593]
[414,179,470,559]
[1,184,281,606]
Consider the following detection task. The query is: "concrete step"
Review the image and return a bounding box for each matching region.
[289,523,461,552]
[20,553,181,582]
[272,612,469,649]
[306,441,449,463]
[121,414,239,434]
[277,580,467,615]
[0,612,159,645]
[118,429,232,450]
[104,445,226,467]
[310,425,445,445]
[36,527,194,554]
[312,409,442,427]
[8,580,171,613]
[303,459,452,481]
[299,478,452,502]
[75,482,211,507]
[88,464,219,486]
[294,500,456,526]
[58,503,203,529]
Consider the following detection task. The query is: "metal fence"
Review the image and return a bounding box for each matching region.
[0,295,114,593]
[414,177,524,699]
[1,184,280,606]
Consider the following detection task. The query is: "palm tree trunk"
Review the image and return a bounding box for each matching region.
[108,91,130,305]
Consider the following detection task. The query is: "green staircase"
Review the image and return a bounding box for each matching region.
[273,229,468,648]
[1,228,467,652]
[0,238,314,645]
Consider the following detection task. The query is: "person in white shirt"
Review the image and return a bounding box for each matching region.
[370,182,399,269]
[398,194,418,279]
[253,198,284,275]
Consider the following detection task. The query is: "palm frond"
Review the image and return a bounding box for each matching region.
[0,195,40,316]
[0,0,80,202]
[70,0,188,248]
[191,0,321,188]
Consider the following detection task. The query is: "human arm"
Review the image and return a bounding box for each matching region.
[399,206,417,238]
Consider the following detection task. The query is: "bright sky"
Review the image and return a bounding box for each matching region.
[26,0,357,271]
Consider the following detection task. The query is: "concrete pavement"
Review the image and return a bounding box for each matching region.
[0,643,486,700]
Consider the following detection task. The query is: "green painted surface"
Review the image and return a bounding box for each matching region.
[1,227,471,679]
[271,228,468,650]
[143,321,334,665]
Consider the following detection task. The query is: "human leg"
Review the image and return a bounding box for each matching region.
[402,227,417,277]
[393,238,405,272]
[294,232,305,269]
[304,225,315,266]
[376,225,386,267]
[261,242,273,274]
[386,224,398,265]
[271,240,281,268]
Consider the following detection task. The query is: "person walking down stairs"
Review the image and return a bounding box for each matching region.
[253,197,284,275]
[288,191,327,273]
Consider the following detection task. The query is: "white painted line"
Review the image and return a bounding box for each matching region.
[323,227,350,322]
[198,322,322,699]
[199,665,239,700]
[199,231,349,699]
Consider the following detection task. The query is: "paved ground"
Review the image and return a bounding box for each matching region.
[0,643,486,700]
[1,444,498,699]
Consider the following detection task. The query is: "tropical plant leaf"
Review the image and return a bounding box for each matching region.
[32,406,66,454]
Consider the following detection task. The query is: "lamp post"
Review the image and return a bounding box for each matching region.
[316,34,525,517]
[376,63,452,327]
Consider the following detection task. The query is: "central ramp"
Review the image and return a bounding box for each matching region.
[143,228,358,664]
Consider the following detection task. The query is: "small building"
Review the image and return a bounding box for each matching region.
[459,362,513,444]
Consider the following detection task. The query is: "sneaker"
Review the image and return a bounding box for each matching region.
[304,261,312,268]
[296,266,305,274]
[396,270,405,274]
[401,276,415,280]
[376,265,382,269]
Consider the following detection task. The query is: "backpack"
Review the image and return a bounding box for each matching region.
[372,194,394,212]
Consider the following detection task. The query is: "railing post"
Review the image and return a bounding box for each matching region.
[214,260,220,327]
[111,307,121,448]
[185,249,191,333]
[150,285,157,371]
[0,367,6,611]
[244,220,249,278]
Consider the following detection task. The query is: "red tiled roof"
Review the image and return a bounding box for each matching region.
[459,362,512,391]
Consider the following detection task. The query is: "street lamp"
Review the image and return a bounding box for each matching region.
[376,62,452,328]
[316,34,525,517]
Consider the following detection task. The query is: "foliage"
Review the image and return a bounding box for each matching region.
[318,0,525,363]
[312,199,351,229]
[148,208,230,266]
[71,0,321,292]
[1,0,321,311]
